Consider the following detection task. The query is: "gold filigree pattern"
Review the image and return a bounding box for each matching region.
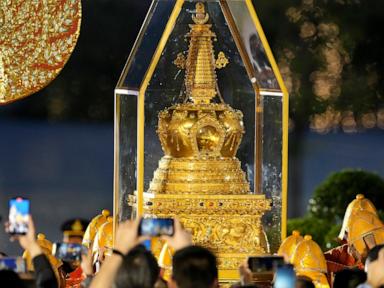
[0,0,81,104]
[216,52,229,69]
[129,193,271,269]
[173,52,186,69]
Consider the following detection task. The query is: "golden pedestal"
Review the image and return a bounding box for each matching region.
[129,192,270,276]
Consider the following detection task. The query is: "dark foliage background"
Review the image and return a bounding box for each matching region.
[289,169,384,250]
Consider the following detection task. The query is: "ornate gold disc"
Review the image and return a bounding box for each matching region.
[0,0,81,104]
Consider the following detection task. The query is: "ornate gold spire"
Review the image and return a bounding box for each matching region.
[174,3,228,104]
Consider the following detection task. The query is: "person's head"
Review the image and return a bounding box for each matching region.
[0,270,26,288]
[296,276,315,288]
[365,244,384,287]
[332,269,366,288]
[61,218,89,244]
[114,245,160,288]
[170,245,218,288]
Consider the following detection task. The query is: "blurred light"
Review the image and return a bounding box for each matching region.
[361,112,376,129]
[341,111,357,133]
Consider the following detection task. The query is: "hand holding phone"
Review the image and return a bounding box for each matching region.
[159,218,192,251]
[248,256,285,273]
[8,197,30,235]
[52,243,88,262]
[139,218,174,237]
[0,257,27,273]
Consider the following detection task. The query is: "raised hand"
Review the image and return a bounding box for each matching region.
[161,218,192,251]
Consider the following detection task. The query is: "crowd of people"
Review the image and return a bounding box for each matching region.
[1,194,384,288]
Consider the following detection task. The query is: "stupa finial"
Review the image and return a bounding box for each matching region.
[173,2,229,104]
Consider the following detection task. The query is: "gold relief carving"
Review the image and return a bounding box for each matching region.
[173,52,186,70]
[216,52,229,69]
[189,115,225,156]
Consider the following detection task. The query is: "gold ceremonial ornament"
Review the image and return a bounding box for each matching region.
[92,216,114,261]
[83,209,110,249]
[158,243,174,281]
[114,0,290,282]
[23,233,63,286]
[338,194,378,240]
[277,230,303,263]
[291,235,329,288]
[347,210,384,257]
[0,0,81,104]
[64,219,85,238]
[129,2,271,274]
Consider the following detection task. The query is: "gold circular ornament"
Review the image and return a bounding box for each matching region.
[0,0,81,104]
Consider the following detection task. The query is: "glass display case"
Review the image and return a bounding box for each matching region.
[114,0,288,280]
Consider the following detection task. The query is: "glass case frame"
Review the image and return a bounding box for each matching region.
[113,0,289,251]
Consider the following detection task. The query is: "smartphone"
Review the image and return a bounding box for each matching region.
[248,256,285,273]
[0,257,27,273]
[273,264,296,288]
[52,243,87,262]
[8,197,30,235]
[139,218,174,237]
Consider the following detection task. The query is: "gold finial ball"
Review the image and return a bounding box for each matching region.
[102,209,110,217]
[37,233,46,240]
[292,230,301,236]
[356,194,365,200]
[304,235,312,241]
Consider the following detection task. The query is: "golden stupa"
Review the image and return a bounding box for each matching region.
[129,2,271,276]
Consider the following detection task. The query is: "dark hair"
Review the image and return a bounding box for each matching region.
[114,245,160,288]
[366,244,384,264]
[0,270,26,288]
[296,276,315,288]
[333,269,366,288]
[172,245,218,288]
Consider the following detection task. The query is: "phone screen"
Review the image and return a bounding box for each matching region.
[248,256,285,272]
[139,218,174,237]
[273,264,296,288]
[8,197,30,235]
[0,257,27,273]
[52,243,87,262]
